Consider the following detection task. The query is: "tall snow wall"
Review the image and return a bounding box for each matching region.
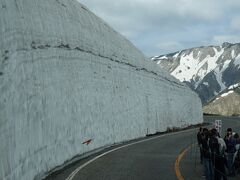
[0,0,203,179]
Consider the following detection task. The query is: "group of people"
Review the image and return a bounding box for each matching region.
[197,127,240,180]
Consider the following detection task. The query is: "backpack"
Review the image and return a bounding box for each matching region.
[209,137,220,156]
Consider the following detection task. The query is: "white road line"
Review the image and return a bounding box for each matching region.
[66,128,197,180]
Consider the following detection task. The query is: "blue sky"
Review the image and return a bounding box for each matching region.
[79,0,240,56]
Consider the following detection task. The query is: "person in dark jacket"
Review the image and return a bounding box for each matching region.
[197,127,203,164]
[201,128,214,180]
[224,128,237,176]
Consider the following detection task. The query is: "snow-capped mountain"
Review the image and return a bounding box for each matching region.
[203,83,240,116]
[151,42,240,104]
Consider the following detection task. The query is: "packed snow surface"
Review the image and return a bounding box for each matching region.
[0,0,203,180]
[228,83,240,90]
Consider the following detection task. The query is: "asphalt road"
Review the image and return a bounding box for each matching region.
[45,116,240,180]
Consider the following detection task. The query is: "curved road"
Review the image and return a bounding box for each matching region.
[46,116,240,180]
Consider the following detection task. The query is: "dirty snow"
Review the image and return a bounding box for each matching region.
[221,90,234,97]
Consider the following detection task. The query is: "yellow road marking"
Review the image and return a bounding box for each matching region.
[175,144,193,180]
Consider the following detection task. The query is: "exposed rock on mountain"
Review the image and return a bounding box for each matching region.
[0,0,202,179]
[152,42,240,104]
[203,83,240,116]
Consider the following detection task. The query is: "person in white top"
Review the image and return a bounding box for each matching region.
[217,136,227,154]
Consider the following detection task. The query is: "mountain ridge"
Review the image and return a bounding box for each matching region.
[151,42,240,104]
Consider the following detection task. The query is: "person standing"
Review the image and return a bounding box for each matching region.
[225,128,237,176]
[209,128,227,180]
[197,127,203,164]
[233,133,240,172]
[201,128,214,180]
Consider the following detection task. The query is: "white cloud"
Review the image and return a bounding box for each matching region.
[212,35,240,45]
[156,41,183,53]
[231,16,240,31]
[176,0,223,21]
[80,0,223,26]
[78,0,240,55]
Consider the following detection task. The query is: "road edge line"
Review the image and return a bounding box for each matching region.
[66,128,197,180]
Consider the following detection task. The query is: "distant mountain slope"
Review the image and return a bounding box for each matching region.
[203,83,240,116]
[151,42,240,103]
